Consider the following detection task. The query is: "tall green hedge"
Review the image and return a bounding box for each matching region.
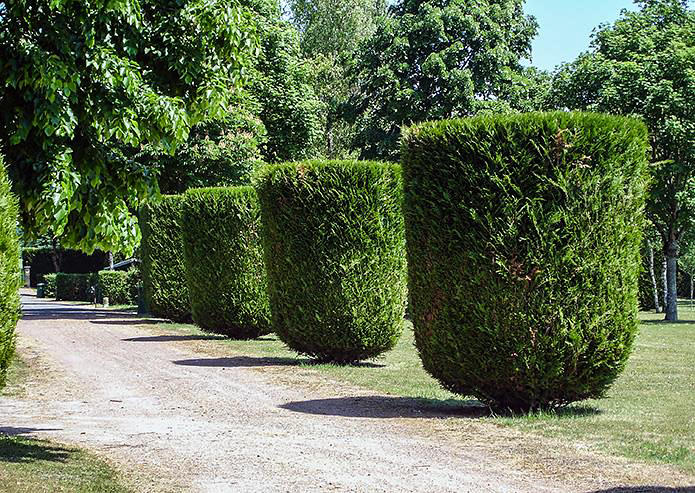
[181,187,271,338]
[256,160,407,363]
[402,112,650,411]
[0,157,20,388]
[55,273,97,301]
[22,247,108,287]
[140,196,190,322]
[44,273,57,298]
[97,269,140,306]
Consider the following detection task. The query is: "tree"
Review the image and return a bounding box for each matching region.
[347,0,539,160]
[548,0,695,321]
[249,4,325,162]
[0,0,259,254]
[139,98,267,195]
[286,0,387,158]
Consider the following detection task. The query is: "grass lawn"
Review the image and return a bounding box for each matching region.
[160,303,695,475]
[0,359,130,493]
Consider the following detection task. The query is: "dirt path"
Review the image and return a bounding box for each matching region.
[0,293,689,492]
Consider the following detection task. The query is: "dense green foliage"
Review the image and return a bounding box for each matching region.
[401,112,650,411]
[97,269,140,305]
[548,0,695,321]
[181,187,271,338]
[0,158,21,388]
[44,273,57,298]
[348,0,540,159]
[22,247,108,287]
[140,196,190,322]
[251,12,325,162]
[256,160,407,362]
[0,0,259,253]
[144,103,268,195]
[287,0,386,158]
[55,273,97,302]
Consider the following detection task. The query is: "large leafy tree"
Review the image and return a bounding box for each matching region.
[286,0,387,158]
[347,0,539,159]
[0,0,259,253]
[250,9,325,162]
[548,0,695,321]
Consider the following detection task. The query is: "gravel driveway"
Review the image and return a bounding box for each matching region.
[1,293,689,492]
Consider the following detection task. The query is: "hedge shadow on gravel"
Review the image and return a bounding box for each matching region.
[280,396,489,419]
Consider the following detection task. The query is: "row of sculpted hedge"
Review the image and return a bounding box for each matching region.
[0,157,20,389]
[140,196,190,322]
[141,112,650,412]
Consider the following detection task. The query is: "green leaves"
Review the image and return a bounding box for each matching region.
[0,156,21,389]
[348,0,540,160]
[181,186,272,338]
[0,0,259,253]
[255,160,407,363]
[402,112,650,411]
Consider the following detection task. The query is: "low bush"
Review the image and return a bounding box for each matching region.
[181,187,271,338]
[256,160,407,363]
[0,157,21,388]
[44,273,57,298]
[55,273,97,302]
[140,196,190,322]
[97,269,140,306]
[401,112,650,411]
[21,247,108,287]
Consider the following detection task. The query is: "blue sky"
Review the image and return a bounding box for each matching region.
[523,0,637,72]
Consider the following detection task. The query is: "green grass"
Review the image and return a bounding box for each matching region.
[159,303,695,474]
[0,436,129,493]
[1,358,130,492]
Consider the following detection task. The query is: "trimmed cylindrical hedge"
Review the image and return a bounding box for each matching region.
[402,112,649,411]
[0,157,21,389]
[256,160,407,363]
[181,187,272,339]
[44,273,57,298]
[97,269,140,305]
[140,196,190,322]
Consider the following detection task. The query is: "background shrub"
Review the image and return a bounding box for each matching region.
[256,160,407,363]
[22,247,108,287]
[97,269,140,306]
[181,187,271,338]
[401,112,649,412]
[0,157,21,388]
[43,273,57,298]
[55,273,97,301]
[140,196,190,322]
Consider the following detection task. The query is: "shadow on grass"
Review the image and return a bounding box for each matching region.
[173,356,306,367]
[640,319,695,325]
[91,319,161,326]
[123,334,226,342]
[589,488,695,493]
[280,396,489,419]
[0,435,73,464]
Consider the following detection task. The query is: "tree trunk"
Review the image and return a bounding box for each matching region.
[648,244,660,313]
[664,239,679,322]
[50,238,61,273]
[662,257,668,315]
[690,272,693,310]
[108,251,114,270]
